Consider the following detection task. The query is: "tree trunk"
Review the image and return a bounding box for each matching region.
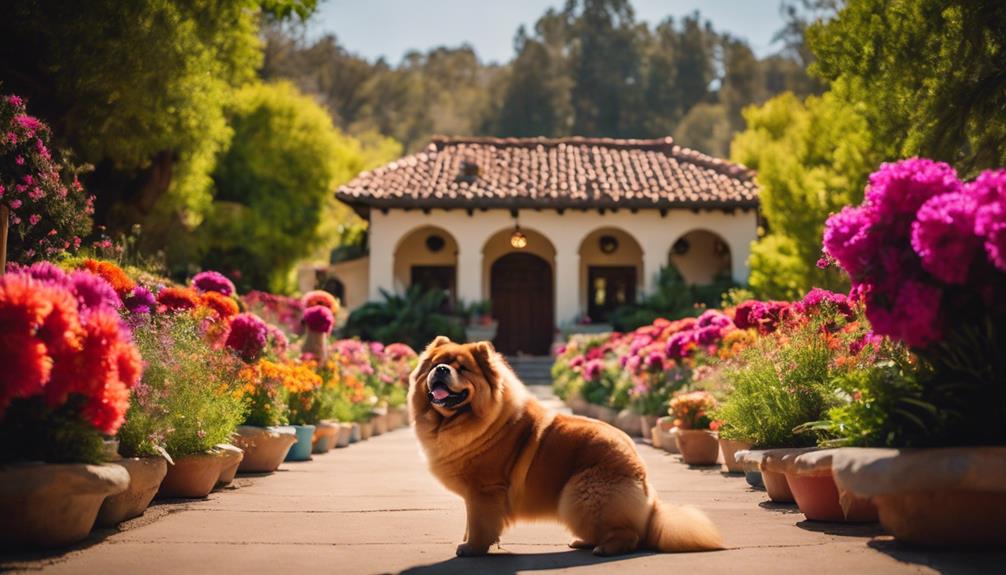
[136,150,175,215]
[0,204,8,272]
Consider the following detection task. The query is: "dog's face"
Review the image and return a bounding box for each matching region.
[411,336,499,419]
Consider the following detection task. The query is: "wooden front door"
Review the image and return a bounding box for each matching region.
[490,253,554,355]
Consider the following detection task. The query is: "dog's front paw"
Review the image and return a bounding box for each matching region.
[456,542,489,557]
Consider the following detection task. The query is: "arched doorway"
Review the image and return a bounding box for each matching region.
[490,253,554,355]
[668,229,733,285]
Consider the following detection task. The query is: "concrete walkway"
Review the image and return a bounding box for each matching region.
[4,400,1003,574]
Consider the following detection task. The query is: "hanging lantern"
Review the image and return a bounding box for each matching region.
[510,225,528,249]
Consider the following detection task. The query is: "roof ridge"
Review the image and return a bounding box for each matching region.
[426,135,753,180]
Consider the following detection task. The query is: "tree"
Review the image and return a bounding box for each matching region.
[730,88,883,299]
[200,82,398,292]
[673,103,732,158]
[496,19,573,136]
[0,0,317,254]
[808,0,1006,175]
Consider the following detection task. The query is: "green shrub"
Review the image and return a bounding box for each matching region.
[714,318,840,448]
[342,286,465,350]
[119,315,247,458]
[609,267,737,331]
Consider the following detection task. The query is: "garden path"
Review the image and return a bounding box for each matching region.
[3,388,1001,574]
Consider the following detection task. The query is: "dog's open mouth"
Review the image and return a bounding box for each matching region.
[428,381,469,408]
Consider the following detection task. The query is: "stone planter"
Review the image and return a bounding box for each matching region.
[335,423,352,448]
[676,429,720,466]
[565,394,591,416]
[96,457,168,527]
[372,413,388,435]
[359,420,374,440]
[465,321,498,343]
[735,449,796,503]
[650,426,662,449]
[157,451,224,499]
[745,470,765,489]
[719,438,752,474]
[831,447,1006,547]
[386,409,403,430]
[774,449,878,523]
[639,415,659,440]
[613,409,641,436]
[590,404,618,424]
[285,424,316,462]
[215,444,244,486]
[350,422,361,443]
[233,425,297,473]
[0,463,129,548]
[312,421,340,454]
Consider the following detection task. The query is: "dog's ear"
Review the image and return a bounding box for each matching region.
[424,335,452,354]
[470,341,499,385]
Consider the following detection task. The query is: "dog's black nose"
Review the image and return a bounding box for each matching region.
[434,364,451,376]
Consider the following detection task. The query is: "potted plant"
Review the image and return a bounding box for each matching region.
[301,303,336,363]
[125,314,247,499]
[234,359,297,472]
[283,362,324,462]
[816,159,1006,544]
[668,391,719,465]
[0,268,138,547]
[462,300,497,342]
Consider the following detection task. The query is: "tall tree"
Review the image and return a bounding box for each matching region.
[808,0,1006,175]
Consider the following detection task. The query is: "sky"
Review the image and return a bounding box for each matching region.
[310,0,788,65]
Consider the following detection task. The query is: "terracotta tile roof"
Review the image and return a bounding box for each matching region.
[336,136,759,212]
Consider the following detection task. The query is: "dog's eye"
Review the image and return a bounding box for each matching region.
[456,364,465,373]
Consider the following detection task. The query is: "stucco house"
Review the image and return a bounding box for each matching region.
[304,136,759,355]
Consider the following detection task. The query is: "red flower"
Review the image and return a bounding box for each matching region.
[157,286,201,311]
[82,259,135,298]
[200,291,240,319]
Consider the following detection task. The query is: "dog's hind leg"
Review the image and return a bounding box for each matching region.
[592,528,640,556]
[558,470,650,556]
[568,539,594,549]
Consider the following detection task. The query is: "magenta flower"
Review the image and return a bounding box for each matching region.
[970,170,1006,272]
[69,270,121,314]
[303,305,334,334]
[866,158,961,221]
[865,280,943,348]
[124,286,156,314]
[225,313,270,362]
[795,288,854,320]
[192,271,236,296]
[911,192,980,284]
[823,205,879,279]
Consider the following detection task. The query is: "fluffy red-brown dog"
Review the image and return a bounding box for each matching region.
[409,336,724,557]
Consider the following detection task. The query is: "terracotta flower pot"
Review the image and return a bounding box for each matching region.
[215,444,244,485]
[233,425,297,473]
[285,424,316,462]
[719,439,752,474]
[312,421,340,454]
[96,457,168,527]
[777,449,877,522]
[735,449,797,503]
[0,463,129,548]
[639,415,658,440]
[651,426,680,454]
[676,429,720,466]
[831,447,1006,547]
[372,413,388,435]
[335,423,352,448]
[359,420,374,440]
[350,422,361,443]
[157,451,224,499]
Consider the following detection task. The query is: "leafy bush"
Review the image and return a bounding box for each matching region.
[237,360,292,427]
[608,267,736,331]
[342,286,464,350]
[120,315,246,458]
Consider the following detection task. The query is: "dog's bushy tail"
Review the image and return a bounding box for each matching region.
[643,500,724,552]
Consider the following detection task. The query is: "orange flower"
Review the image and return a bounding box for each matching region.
[301,290,340,314]
[157,286,201,311]
[200,291,239,319]
[82,259,135,298]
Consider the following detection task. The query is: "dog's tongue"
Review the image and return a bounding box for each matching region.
[431,387,450,401]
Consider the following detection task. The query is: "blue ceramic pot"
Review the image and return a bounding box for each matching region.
[745,470,765,489]
[285,424,316,461]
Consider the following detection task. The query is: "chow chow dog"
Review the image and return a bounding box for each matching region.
[409,336,723,557]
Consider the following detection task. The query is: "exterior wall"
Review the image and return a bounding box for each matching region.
[392,225,459,292]
[328,256,370,313]
[367,208,757,327]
